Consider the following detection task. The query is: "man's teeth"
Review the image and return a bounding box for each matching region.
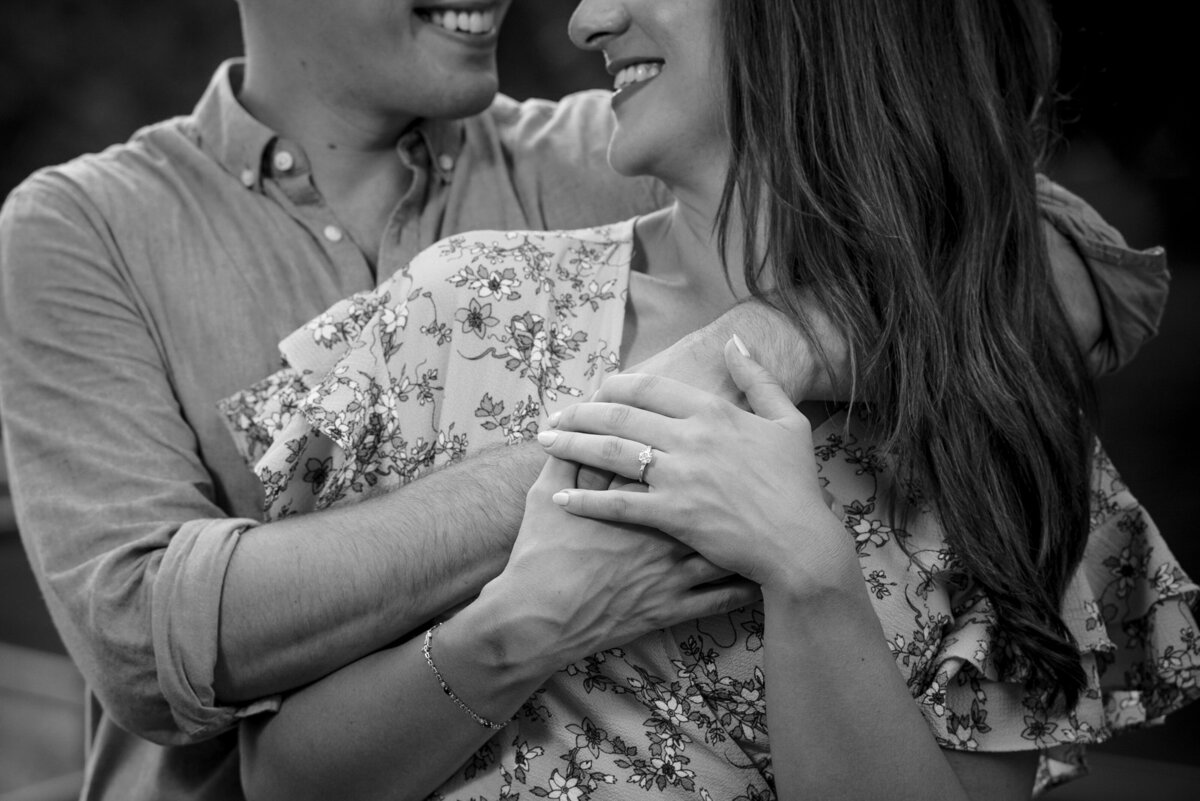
[614,62,663,92]
[421,8,496,35]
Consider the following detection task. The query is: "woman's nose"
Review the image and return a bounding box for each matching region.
[568,0,631,51]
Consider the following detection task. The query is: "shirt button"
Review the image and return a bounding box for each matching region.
[240,168,255,188]
[273,150,295,172]
[437,153,455,172]
[323,225,344,243]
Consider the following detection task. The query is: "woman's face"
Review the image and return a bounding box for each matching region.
[569,0,728,194]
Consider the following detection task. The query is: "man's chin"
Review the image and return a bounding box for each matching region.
[432,79,501,121]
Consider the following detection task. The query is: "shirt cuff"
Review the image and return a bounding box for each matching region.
[152,516,280,740]
[1036,176,1170,375]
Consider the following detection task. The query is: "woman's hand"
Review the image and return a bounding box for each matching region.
[537,337,855,595]
[474,452,760,679]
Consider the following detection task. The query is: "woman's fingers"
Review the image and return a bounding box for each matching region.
[724,336,806,426]
[538,429,664,482]
[548,400,663,444]
[552,485,666,529]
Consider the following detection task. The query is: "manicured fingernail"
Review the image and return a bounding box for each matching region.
[731,334,751,357]
[552,491,570,506]
[537,430,558,447]
[547,411,561,427]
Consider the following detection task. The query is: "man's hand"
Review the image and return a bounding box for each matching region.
[630,297,847,404]
[471,454,760,680]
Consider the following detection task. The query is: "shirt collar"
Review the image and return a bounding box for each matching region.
[412,115,464,183]
[192,59,277,192]
[192,58,466,190]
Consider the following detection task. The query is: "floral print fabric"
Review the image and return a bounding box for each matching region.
[221,220,1199,798]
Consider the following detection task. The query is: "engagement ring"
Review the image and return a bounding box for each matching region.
[637,445,655,483]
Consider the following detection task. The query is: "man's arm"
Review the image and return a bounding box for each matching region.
[216,443,540,703]
[240,458,756,801]
[681,190,1161,403]
[1037,175,1169,374]
[0,176,545,743]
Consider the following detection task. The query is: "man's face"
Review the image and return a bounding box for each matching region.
[253,0,514,122]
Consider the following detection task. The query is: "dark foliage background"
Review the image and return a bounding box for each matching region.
[0,0,1195,770]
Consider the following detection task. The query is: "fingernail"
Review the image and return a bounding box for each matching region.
[547,411,561,427]
[537,430,558,447]
[731,334,751,357]
[552,491,570,506]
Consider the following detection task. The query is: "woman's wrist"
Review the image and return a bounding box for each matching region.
[429,587,563,723]
[762,557,878,631]
[758,515,865,605]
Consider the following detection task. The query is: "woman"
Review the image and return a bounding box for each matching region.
[225,1,1197,798]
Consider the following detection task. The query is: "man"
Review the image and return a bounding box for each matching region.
[0,1,1167,799]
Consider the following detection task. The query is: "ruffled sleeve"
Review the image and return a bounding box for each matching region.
[219,224,635,521]
[909,446,1198,791]
[817,411,1197,793]
[219,266,449,518]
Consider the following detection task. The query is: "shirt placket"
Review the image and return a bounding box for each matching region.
[261,139,377,292]
[377,130,442,283]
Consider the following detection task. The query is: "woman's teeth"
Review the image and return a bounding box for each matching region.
[614,62,663,92]
[419,8,496,35]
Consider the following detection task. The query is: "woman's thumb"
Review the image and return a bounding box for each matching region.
[723,336,798,421]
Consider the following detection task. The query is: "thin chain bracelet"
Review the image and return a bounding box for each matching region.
[422,622,509,731]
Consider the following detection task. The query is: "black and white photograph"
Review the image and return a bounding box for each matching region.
[1,2,1196,800]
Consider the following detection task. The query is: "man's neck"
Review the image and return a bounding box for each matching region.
[238,62,416,265]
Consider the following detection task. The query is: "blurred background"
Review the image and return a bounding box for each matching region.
[0,2,1196,799]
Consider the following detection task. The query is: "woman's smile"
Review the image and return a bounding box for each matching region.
[612,60,663,92]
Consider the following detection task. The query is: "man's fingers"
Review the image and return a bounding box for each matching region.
[587,373,707,418]
[535,454,578,491]
[576,465,615,491]
[678,553,734,586]
[678,579,761,622]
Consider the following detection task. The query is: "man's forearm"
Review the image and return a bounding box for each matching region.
[1044,219,1103,356]
[214,441,544,704]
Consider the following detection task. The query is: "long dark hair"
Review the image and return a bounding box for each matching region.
[717,0,1096,704]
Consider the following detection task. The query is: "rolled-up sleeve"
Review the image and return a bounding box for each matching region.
[0,176,277,744]
[1037,176,1170,375]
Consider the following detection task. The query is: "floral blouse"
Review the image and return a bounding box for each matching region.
[221,220,1199,798]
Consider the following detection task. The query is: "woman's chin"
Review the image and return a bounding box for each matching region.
[604,147,653,180]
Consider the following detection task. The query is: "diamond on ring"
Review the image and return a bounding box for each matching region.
[637,445,654,483]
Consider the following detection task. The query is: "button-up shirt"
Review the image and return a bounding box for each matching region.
[0,59,1168,801]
